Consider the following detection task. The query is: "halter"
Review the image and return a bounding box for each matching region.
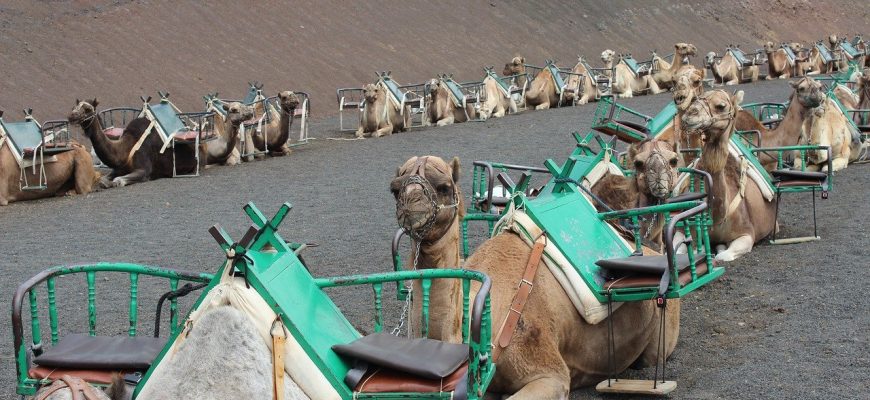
[396,156,460,242]
[73,103,98,130]
[794,77,824,108]
[690,95,736,134]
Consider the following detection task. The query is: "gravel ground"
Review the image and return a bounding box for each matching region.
[1,79,867,399]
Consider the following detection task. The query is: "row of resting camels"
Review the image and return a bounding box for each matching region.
[30,61,870,400]
[379,68,870,399]
[1,91,301,205]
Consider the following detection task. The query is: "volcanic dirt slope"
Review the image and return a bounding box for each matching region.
[0,0,867,119]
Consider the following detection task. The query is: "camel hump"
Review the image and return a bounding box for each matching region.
[121,117,153,139]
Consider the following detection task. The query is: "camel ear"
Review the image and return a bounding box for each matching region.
[450,156,461,183]
[732,90,745,107]
[520,57,525,63]
[75,98,80,105]
[91,98,99,108]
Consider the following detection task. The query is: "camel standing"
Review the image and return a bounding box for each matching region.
[68,99,200,187]
[204,101,254,166]
[356,83,410,138]
[681,90,776,261]
[250,91,299,156]
[0,111,98,206]
[392,156,680,399]
[706,50,759,85]
[424,78,475,126]
[651,43,698,90]
[603,50,662,98]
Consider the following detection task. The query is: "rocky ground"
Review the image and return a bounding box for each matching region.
[0,78,867,399]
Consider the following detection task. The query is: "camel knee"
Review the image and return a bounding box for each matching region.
[506,376,568,400]
[354,128,366,138]
[829,158,849,171]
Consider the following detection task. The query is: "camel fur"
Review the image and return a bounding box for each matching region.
[478,73,518,120]
[682,90,776,262]
[0,113,98,206]
[523,63,565,110]
[250,91,299,156]
[392,156,680,399]
[764,42,796,80]
[591,140,680,249]
[651,43,699,91]
[68,99,201,188]
[503,55,528,93]
[425,78,475,126]
[205,101,254,166]
[706,50,759,85]
[568,56,600,105]
[603,49,663,98]
[356,83,410,138]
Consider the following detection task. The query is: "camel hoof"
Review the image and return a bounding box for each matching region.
[99,176,113,189]
[111,177,127,188]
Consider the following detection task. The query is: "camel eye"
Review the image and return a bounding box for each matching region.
[715,103,726,110]
[634,160,644,170]
[670,158,679,167]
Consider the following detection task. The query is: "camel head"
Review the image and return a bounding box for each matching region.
[425,78,441,97]
[789,77,825,109]
[629,140,680,200]
[675,43,697,58]
[390,156,463,244]
[222,102,254,125]
[362,83,381,105]
[503,55,525,76]
[277,91,300,113]
[673,66,704,111]
[681,89,743,141]
[857,68,870,94]
[68,98,99,126]
[601,49,615,64]
[828,34,839,47]
[704,51,718,67]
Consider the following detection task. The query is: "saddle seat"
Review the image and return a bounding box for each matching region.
[21,142,74,157]
[597,253,709,290]
[333,332,469,397]
[771,169,827,187]
[29,334,165,385]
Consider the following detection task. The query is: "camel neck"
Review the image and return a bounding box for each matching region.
[409,216,461,270]
[216,117,241,161]
[769,92,809,147]
[79,116,125,168]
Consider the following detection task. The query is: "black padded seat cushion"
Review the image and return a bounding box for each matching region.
[33,334,166,370]
[771,169,827,182]
[596,253,705,276]
[332,332,468,380]
[613,120,650,133]
[666,192,707,204]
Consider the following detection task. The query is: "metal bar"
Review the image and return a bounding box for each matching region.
[129,272,139,336]
[47,278,58,344]
[87,271,96,335]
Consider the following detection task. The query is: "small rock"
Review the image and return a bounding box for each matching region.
[737,322,746,327]
[773,307,786,313]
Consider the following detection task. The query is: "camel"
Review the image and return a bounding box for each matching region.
[764,42,797,80]
[68,99,200,187]
[603,50,663,98]
[0,111,98,206]
[657,66,707,164]
[478,69,518,120]
[502,55,527,90]
[855,68,870,127]
[424,77,475,126]
[681,90,776,261]
[568,56,601,105]
[205,101,254,166]
[392,155,680,399]
[794,82,863,171]
[651,43,699,90]
[30,375,115,400]
[705,50,760,85]
[591,139,680,249]
[355,83,410,138]
[523,61,574,110]
[250,91,299,156]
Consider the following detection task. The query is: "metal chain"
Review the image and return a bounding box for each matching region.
[391,240,421,337]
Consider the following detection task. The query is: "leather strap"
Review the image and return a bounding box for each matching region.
[35,375,105,400]
[492,236,546,362]
[271,317,287,400]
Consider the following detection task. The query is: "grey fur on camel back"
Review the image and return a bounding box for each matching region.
[136,306,309,399]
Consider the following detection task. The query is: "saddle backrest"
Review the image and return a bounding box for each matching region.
[147,101,190,138]
[620,55,641,75]
[838,41,861,58]
[729,47,750,65]
[782,44,798,63]
[544,61,567,91]
[242,85,261,105]
[440,76,467,106]
[815,42,834,63]
[0,117,43,158]
[378,75,404,105]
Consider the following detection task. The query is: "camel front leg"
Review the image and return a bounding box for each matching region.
[111,169,148,188]
[435,114,455,126]
[374,122,394,137]
[506,376,569,400]
[714,234,754,262]
[825,157,849,172]
[534,102,551,110]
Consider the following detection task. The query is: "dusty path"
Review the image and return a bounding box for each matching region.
[0,80,867,399]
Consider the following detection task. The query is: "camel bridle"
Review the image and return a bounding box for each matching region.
[795,77,824,108]
[396,156,460,242]
[685,94,736,136]
[72,102,98,130]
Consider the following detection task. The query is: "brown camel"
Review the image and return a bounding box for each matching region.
[569,56,600,105]
[503,55,527,90]
[356,83,410,138]
[591,139,680,249]
[523,62,567,110]
[603,50,662,98]
[69,99,201,187]
[855,68,870,127]
[424,77,475,126]
[651,43,698,90]
[705,50,759,85]
[205,101,254,166]
[764,42,796,80]
[656,66,706,164]
[478,70,518,120]
[0,111,98,206]
[392,156,680,399]
[682,90,776,261]
[250,91,299,156]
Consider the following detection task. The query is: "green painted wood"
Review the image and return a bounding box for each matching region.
[169,278,179,336]
[372,283,383,333]
[421,279,431,337]
[128,272,139,337]
[87,271,96,336]
[28,290,41,351]
[46,278,58,344]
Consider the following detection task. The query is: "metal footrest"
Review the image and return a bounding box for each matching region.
[769,236,820,245]
[596,379,676,395]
